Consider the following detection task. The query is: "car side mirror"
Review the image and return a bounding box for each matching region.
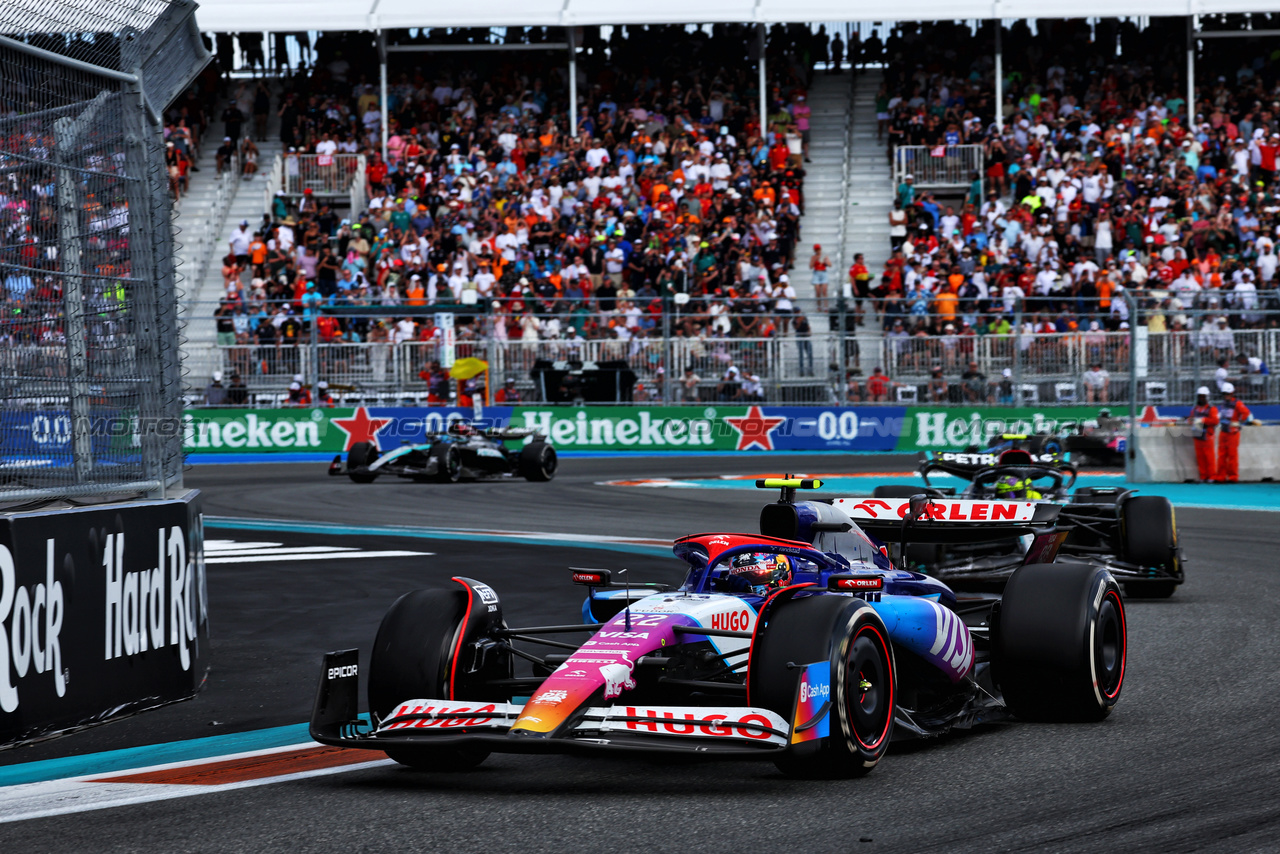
[906,493,930,523]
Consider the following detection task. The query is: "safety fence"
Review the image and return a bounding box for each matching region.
[892,144,984,191]
[0,2,208,500]
[162,295,1280,408]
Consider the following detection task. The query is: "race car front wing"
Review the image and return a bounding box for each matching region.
[311,650,792,757]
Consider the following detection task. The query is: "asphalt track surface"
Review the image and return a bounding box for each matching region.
[4,455,1280,852]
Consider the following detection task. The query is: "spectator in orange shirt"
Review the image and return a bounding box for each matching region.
[406,274,426,306]
[753,182,777,208]
[933,286,959,324]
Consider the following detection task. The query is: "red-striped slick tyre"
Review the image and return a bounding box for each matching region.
[369,589,490,771]
[993,564,1126,722]
[749,595,896,779]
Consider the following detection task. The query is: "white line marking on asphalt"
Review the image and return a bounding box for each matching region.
[204,540,285,551]
[201,545,362,557]
[205,550,430,565]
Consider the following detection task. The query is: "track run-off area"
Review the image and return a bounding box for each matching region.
[2,454,1279,853]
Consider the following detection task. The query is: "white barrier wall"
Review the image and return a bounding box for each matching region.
[1132,426,1280,482]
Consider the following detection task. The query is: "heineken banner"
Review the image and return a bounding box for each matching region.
[177,406,908,454]
[35,403,1257,457]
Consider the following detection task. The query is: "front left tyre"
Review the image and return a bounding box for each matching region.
[346,441,378,483]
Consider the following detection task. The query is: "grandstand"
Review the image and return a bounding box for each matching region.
[170,15,1280,407]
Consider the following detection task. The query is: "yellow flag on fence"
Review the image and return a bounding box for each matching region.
[449,358,489,380]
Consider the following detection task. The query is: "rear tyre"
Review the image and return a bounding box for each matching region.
[993,564,1126,722]
[518,441,557,482]
[750,595,895,779]
[1120,496,1180,598]
[346,441,378,483]
[368,589,490,771]
[429,443,462,483]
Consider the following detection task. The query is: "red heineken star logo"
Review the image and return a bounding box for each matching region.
[332,407,391,451]
[724,405,786,451]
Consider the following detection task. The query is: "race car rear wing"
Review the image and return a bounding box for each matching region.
[832,497,1062,544]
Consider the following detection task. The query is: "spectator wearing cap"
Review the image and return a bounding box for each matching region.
[1082,361,1110,403]
[229,219,252,266]
[315,380,336,407]
[495,377,523,404]
[204,371,227,406]
[216,135,236,173]
[897,174,915,209]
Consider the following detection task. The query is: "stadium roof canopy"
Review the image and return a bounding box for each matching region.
[192,0,1275,34]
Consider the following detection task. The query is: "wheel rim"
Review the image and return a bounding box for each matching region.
[1095,591,1126,700]
[446,448,461,479]
[846,627,892,751]
[542,448,557,476]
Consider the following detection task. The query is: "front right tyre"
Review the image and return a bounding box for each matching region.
[368,588,490,771]
[749,594,895,778]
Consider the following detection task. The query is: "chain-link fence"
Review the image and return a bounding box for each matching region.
[0,1,208,499]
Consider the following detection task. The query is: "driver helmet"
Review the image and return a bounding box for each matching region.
[995,475,1042,500]
[447,421,473,437]
[727,552,793,595]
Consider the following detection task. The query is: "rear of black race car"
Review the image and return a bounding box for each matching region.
[868,455,1183,598]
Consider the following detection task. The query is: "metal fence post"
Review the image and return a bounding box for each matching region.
[662,303,673,405]
[1126,291,1139,480]
[836,296,848,405]
[1012,294,1024,408]
[309,317,320,408]
[53,111,97,481]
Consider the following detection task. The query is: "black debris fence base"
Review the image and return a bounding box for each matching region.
[0,0,209,501]
[0,491,208,748]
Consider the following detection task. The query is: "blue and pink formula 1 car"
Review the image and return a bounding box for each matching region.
[310,479,1126,778]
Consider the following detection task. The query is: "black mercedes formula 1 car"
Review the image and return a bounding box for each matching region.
[328,423,557,484]
[867,449,1183,598]
[310,479,1126,779]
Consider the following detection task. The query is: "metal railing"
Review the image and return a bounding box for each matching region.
[892,144,983,191]
[262,151,283,213]
[167,295,1280,407]
[272,152,364,199]
[349,155,368,214]
[182,153,239,313]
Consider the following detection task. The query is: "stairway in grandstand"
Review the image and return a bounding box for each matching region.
[175,84,283,386]
[794,69,894,370]
[792,73,851,305]
[844,69,895,367]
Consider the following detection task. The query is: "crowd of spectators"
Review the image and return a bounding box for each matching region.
[208,25,847,398]
[855,18,1280,400]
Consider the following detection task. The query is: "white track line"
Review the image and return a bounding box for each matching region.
[206,550,430,564]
